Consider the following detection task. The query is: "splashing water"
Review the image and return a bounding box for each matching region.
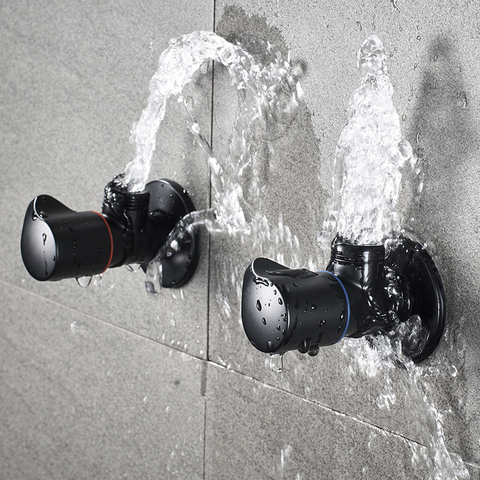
[322,36,469,478]
[108,31,468,477]
[269,353,284,373]
[342,336,470,480]
[113,31,304,292]
[144,209,217,295]
[322,35,417,247]
[116,31,301,237]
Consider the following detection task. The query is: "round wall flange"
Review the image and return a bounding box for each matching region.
[386,238,445,363]
[145,179,200,288]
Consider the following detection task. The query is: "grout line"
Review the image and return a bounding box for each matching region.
[212,0,216,34]
[207,360,431,449]
[202,362,210,480]
[0,279,208,361]
[203,4,216,479]
[4,279,466,460]
[204,0,217,368]
[0,280,427,449]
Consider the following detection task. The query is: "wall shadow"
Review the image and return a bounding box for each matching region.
[214,5,328,263]
[408,35,480,463]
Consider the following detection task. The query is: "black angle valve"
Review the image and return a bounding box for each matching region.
[242,237,445,363]
[21,178,200,288]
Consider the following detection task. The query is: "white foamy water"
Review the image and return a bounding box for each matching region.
[327,35,469,479]
[116,31,304,292]
[115,31,467,478]
[322,35,417,246]
[342,336,469,480]
[118,31,301,234]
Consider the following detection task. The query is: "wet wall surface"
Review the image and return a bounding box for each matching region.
[1,1,480,478]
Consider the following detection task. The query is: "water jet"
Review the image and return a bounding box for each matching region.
[242,35,446,363]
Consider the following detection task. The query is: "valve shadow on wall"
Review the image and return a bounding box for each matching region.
[408,35,480,464]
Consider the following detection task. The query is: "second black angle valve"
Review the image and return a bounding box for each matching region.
[242,237,446,363]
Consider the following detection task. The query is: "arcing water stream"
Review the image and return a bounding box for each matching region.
[114,31,470,478]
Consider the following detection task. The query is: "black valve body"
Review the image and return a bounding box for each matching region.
[21,179,200,286]
[242,260,354,355]
[21,195,120,281]
[242,237,445,362]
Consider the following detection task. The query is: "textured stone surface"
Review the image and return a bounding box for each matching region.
[0,0,213,357]
[0,282,206,479]
[204,362,430,480]
[210,0,480,470]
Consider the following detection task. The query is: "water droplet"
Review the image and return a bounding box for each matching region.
[278,298,283,305]
[256,300,262,311]
[298,339,310,354]
[254,277,269,287]
[145,282,157,294]
[71,321,88,335]
[76,276,92,288]
[457,91,467,109]
[311,303,317,310]
[262,318,267,325]
[308,345,320,356]
[269,353,284,373]
[125,264,141,273]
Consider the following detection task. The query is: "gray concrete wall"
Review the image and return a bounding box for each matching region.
[1,1,480,478]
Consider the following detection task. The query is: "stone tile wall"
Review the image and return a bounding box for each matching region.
[1,1,480,478]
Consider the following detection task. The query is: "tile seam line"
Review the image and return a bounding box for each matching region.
[3,280,468,461]
[204,3,216,478]
[206,361,432,450]
[0,280,445,453]
[0,280,209,362]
